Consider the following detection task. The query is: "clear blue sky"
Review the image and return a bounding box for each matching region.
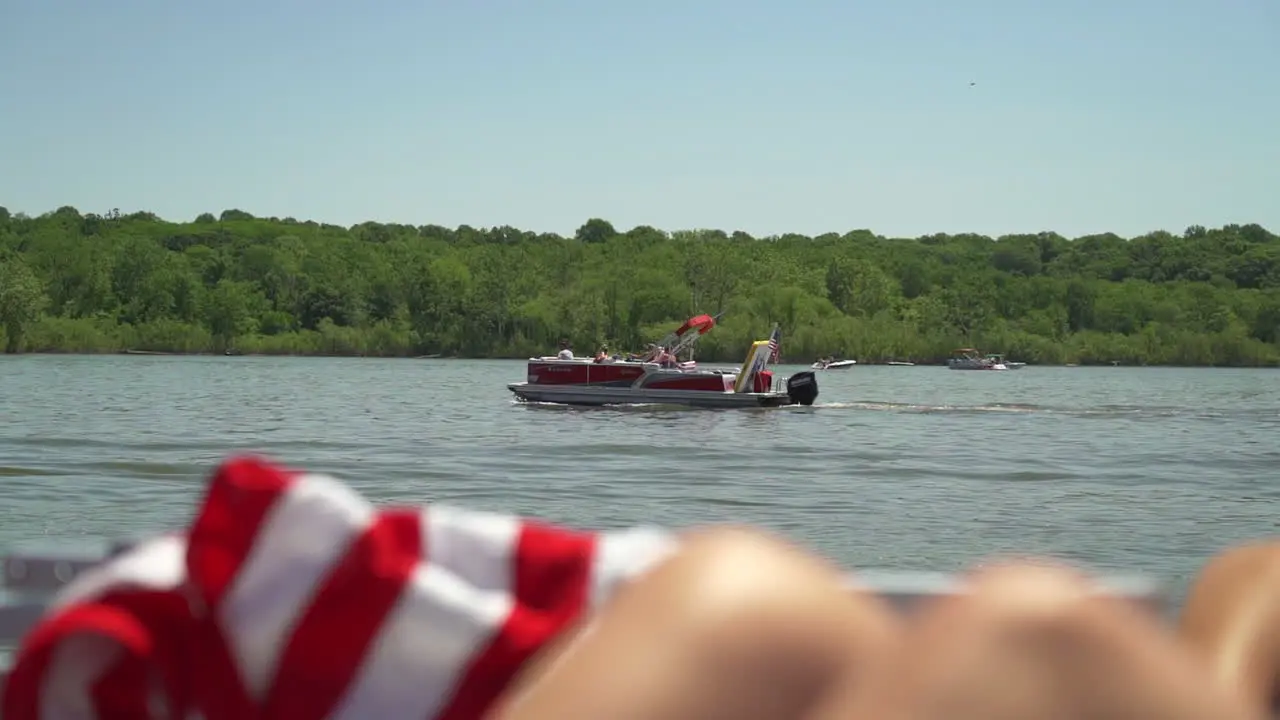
[2,0,1276,239]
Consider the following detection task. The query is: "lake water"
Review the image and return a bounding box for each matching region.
[2,355,1278,602]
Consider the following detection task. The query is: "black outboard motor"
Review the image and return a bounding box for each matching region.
[785,371,819,406]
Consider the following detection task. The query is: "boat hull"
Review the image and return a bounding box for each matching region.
[508,382,800,408]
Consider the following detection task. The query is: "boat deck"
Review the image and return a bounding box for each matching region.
[0,542,1166,685]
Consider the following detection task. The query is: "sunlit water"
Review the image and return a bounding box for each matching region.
[2,356,1278,607]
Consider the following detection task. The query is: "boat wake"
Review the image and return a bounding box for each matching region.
[514,399,1278,421]
[804,401,1274,420]
[815,401,1042,414]
[516,400,1043,415]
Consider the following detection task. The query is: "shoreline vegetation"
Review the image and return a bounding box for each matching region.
[1,206,1278,367]
[10,350,1261,370]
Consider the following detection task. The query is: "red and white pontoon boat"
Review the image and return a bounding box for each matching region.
[508,315,819,408]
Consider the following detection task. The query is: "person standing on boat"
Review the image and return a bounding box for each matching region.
[557,340,574,360]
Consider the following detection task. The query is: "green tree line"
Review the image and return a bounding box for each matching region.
[1,205,1278,365]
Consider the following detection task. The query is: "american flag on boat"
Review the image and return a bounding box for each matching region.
[767,324,781,363]
[1,456,677,720]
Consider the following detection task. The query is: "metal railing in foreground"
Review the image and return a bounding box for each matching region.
[0,542,1169,713]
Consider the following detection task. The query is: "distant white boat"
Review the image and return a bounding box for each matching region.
[811,359,857,370]
[886,360,916,366]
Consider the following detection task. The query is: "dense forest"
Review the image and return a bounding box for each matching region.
[1,205,1278,365]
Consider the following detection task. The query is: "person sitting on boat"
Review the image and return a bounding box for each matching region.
[8,454,1279,720]
[656,346,678,368]
[594,344,613,364]
[557,340,574,360]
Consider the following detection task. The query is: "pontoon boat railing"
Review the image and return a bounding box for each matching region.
[0,543,1167,713]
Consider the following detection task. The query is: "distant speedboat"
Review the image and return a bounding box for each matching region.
[948,348,1009,371]
[886,361,916,366]
[811,359,857,370]
[982,354,1024,369]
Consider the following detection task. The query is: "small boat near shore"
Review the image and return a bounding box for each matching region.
[508,316,819,408]
[811,358,857,370]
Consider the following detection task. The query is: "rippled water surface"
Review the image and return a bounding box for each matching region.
[2,355,1279,597]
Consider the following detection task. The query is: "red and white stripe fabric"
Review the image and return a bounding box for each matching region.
[2,456,677,720]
